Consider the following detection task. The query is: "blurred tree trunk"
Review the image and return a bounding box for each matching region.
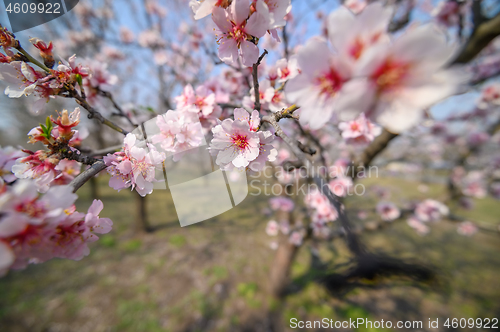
[269,209,297,298]
[89,176,99,200]
[135,192,151,233]
[269,239,299,298]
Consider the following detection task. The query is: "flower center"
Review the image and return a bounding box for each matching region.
[315,68,344,99]
[229,25,248,46]
[372,59,411,92]
[232,134,249,150]
[195,97,206,109]
[16,200,46,218]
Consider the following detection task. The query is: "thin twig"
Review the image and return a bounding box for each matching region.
[68,90,130,135]
[252,50,269,111]
[99,90,136,128]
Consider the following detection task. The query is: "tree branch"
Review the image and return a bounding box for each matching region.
[69,160,107,193]
[68,90,130,135]
[352,129,398,180]
[252,49,268,111]
[450,11,500,65]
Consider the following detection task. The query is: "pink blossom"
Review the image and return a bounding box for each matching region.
[53,160,81,186]
[432,1,460,27]
[190,0,230,20]
[210,117,260,169]
[309,219,327,237]
[328,3,392,64]
[248,131,278,171]
[285,37,351,129]
[266,220,279,236]
[263,85,288,113]
[328,176,353,197]
[12,151,58,193]
[105,133,166,197]
[212,0,270,67]
[256,0,292,29]
[175,84,196,110]
[341,24,466,133]
[376,201,401,221]
[119,26,135,43]
[83,60,118,103]
[478,83,500,108]
[329,158,351,178]
[275,58,299,84]
[176,84,221,119]
[0,180,113,273]
[0,146,26,183]
[461,171,487,198]
[338,113,381,145]
[289,230,304,246]
[138,29,166,48]
[414,199,449,222]
[242,79,271,111]
[343,0,367,14]
[305,188,338,223]
[280,220,290,235]
[210,109,275,169]
[457,221,478,236]
[151,111,205,161]
[269,196,294,212]
[407,216,430,235]
[0,61,55,114]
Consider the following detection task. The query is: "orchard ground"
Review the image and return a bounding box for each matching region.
[0,173,499,332]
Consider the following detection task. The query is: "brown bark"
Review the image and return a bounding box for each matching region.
[135,192,151,233]
[269,239,299,298]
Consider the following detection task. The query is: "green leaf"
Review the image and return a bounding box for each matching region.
[75,73,83,87]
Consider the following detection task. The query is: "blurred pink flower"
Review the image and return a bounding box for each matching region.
[269,196,294,212]
[457,221,478,236]
[376,201,401,221]
[414,199,449,222]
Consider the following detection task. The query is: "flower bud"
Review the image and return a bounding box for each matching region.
[29,37,55,68]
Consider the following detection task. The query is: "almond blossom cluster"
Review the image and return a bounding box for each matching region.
[190,0,291,66]
[404,199,449,235]
[338,113,382,145]
[209,108,277,170]
[0,55,90,114]
[285,3,466,133]
[150,110,205,161]
[376,201,401,222]
[304,188,338,231]
[12,108,84,193]
[174,84,222,129]
[0,180,112,276]
[0,146,26,183]
[104,133,166,197]
[0,31,93,114]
